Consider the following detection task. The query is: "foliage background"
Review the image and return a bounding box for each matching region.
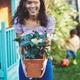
[45,0,78,64]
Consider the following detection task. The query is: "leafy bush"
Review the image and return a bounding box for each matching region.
[45,0,78,64]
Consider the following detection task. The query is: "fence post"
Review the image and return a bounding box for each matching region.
[11,0,16,17]
[1,22,8,80]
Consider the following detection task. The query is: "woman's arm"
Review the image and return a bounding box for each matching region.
[45,16,55,59]
[16,33,24,55]
[13,22,24,54]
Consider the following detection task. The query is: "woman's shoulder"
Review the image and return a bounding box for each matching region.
[46,16,55,33]
[13,17,23,33]
[47,15,55,27]
[47,16,55,23]
[13,17,19,24]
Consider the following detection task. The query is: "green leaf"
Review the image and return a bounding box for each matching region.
[32,31,40,38]
[40,34,47,40]
[25,34,33,40]
[14,37,21,42]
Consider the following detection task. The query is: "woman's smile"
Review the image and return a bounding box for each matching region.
[29,7,37,13]
[26,0,40,17]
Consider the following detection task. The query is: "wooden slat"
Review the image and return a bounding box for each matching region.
[0,29,4,78]
[0,30,2,69]
[6,31,10,67]
[1,22,8,80]
[0,22,19,80]
[6,27,18,69]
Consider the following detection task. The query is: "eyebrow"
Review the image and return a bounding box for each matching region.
[27,0,39,3]
[27,1,32,3]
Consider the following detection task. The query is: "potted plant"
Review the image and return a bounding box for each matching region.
[15,31,50,78]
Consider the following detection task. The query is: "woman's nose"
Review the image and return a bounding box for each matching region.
[30,3,36,7]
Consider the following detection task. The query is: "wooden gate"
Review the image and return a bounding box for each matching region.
[0,22,19,80]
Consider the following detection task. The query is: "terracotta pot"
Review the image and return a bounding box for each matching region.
[24,59,44,78]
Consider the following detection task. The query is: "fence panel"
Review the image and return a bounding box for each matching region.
[6,28,18,69]
[0,22,19,80]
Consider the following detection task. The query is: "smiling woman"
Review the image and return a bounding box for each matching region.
[13,0,55,80]
[26,0,40,17]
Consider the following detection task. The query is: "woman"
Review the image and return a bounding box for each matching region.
[13,0,55,80]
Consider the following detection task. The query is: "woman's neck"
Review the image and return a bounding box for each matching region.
[29,15,38,21]
[24,17,40,28]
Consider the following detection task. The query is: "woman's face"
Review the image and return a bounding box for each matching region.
[26,0,40,17]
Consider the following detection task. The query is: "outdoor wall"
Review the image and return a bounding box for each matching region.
[0,0,20,28]
[0,0,12,28]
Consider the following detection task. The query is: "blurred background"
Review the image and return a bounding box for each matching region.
[0,0,80,80]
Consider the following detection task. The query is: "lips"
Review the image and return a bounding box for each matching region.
[29,7,38,13]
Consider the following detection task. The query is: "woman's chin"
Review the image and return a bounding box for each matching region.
[29,12,38,17]
[29,14,38,19]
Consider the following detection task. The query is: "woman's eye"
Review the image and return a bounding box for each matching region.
[34,2,38,4]
[27,1,32,4]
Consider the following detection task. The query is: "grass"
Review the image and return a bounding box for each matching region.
[53,50,80,80]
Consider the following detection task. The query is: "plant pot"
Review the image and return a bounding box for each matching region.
[24,59,44,78]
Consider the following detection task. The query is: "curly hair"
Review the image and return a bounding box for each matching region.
[13,0,48,27]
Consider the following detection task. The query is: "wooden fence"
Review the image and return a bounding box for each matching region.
[0,22,19,80]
